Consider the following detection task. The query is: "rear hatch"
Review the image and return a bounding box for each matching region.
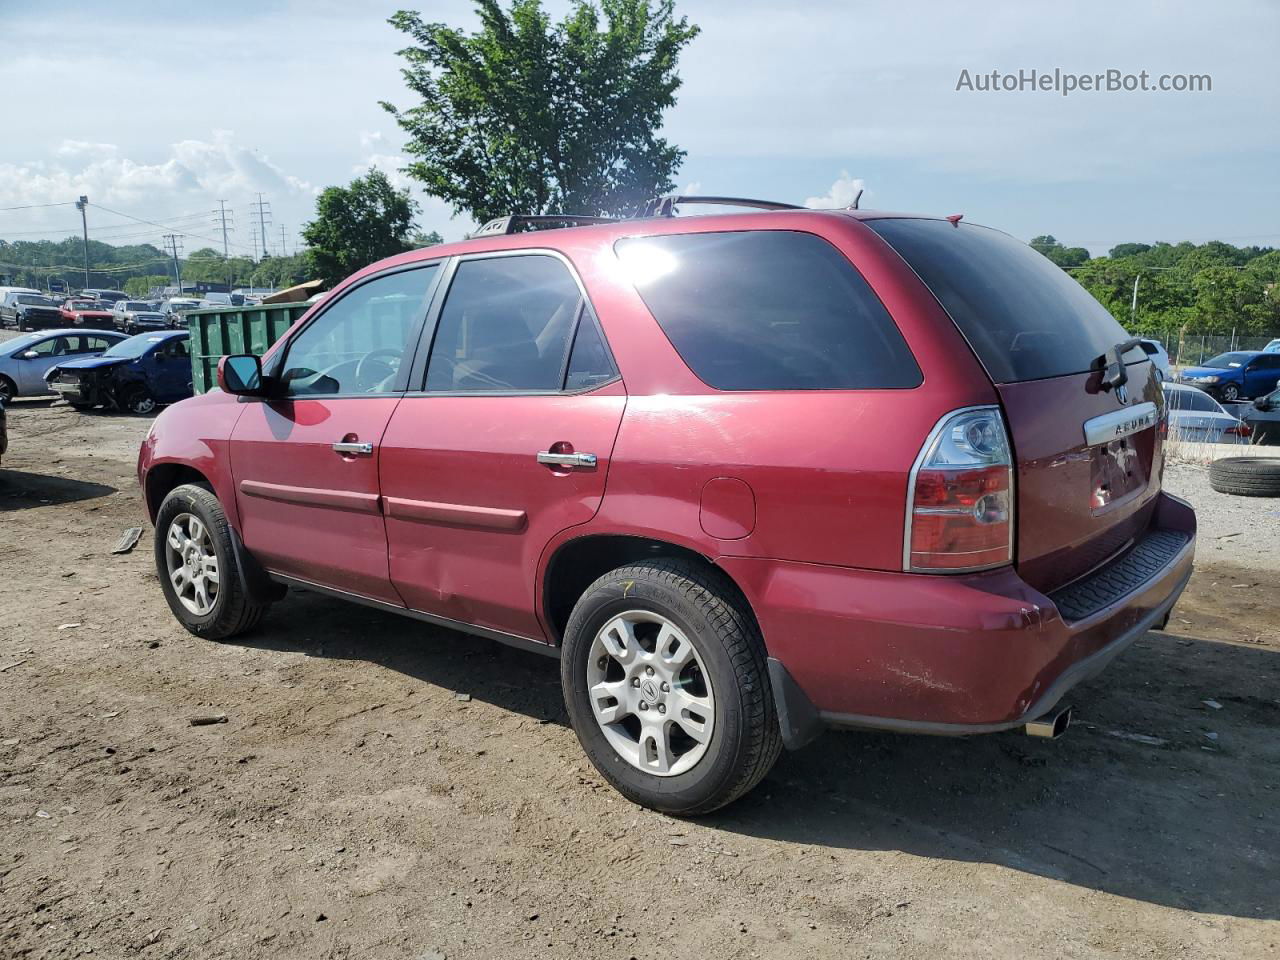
[867,218,1163,593]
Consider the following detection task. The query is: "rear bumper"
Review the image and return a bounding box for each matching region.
[721,492,1196,747]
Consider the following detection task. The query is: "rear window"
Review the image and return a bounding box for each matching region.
[614,231,921,391]
[867,218,1133,383]
[1163,387,1222,413]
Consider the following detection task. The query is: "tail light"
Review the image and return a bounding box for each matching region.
[1224,423,1252,438]
[905,406,1014,572]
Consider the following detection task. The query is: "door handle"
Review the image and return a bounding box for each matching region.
[537,450,597,468]
[332,441,374,456]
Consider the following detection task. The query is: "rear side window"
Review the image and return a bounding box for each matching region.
[1164,388,1221,413]
[426,255,584,393]
[615,231,921,391]
[867,218,1133,383]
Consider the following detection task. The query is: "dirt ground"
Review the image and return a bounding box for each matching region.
[1,396,1277,960]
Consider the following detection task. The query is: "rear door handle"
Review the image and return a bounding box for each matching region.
[333,441,374,456]
[537,451,597,468]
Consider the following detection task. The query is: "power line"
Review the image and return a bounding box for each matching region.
[0,200,78,212]
[89,201,256,256]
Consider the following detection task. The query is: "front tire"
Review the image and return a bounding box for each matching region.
[1220,383,1241,402]
[122,385,157,415]
[155,483,270,639]
[0,376,15,403]
[561,559,781,816]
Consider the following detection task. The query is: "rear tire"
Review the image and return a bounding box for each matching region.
[1209,457,1280,497]
[561,558,781,816]
[155,483,270,639]
[122,385,157,415]
[0,376,14,403]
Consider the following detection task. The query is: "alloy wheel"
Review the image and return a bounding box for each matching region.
[586,610,716,777]
[164,512,219,616]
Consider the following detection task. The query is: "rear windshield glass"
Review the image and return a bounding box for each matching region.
[1201,352,1252,369]
[614,231,922,391]
[866,218,1134,383]
[1163,387,1222,413]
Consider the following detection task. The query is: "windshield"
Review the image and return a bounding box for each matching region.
[122,301,152,311]
[1201,352,1253,369]
[16,295,55,306]
[103,334,173,359]
[67,301,98,310]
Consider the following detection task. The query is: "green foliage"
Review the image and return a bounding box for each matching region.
[1030,235,1090,268]
[124,275,170,297]
[412,229,444,247]
[301,169,419,284]
[1055,238,1280,336]
[0,237,173,292]
[383,0,699,222]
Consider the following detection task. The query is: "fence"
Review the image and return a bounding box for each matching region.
[186,302,311,395]
[1142,330,1280,367]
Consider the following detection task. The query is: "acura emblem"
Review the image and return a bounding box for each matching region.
[1115,384,1129,405]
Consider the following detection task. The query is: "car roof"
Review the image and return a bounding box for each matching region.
[1161,381,1204,393]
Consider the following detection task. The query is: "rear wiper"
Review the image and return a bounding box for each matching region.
[1095,337,1145,393]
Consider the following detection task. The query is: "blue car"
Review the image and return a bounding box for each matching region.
[1177,349,1280,402]
[45,330,192,414]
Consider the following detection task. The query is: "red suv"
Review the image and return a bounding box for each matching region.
[138,198,1195,814]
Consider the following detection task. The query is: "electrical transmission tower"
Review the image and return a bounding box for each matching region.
[213,201,235,288]
[250,194,272,261]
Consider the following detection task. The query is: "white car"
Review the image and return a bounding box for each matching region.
[1138,338,1172,380]
[1162,382,1251,444]
[1263,338,1280,354]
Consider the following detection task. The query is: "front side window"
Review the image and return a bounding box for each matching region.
[281,265,438,396]
[28,337,67,357]
[425,255,585,392]
[615,231,921,391]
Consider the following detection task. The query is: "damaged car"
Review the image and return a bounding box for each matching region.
[47,330,192,414]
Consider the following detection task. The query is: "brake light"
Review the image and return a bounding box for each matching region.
[905,406,1014,572]
[1224,423,1252,437]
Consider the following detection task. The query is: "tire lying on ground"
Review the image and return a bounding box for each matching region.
[1208,457,1280,497]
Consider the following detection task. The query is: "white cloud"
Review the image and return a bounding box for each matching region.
[804,173,866,210]
[680,181,703,195]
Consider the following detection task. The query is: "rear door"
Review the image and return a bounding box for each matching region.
[867,218,1162,592]
[380,252,626,641]
[229,263,441,602]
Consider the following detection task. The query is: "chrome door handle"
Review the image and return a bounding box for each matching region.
[537,451,597,468]
[332,441,374,456]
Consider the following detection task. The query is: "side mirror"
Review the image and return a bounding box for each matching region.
[19,350,39,360]
[217,354,266,397]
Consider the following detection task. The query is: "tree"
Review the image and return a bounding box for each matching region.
[1030,234,1089,268]
[301,169,419,284]
[382,0,699,223]
[412,229,444,248]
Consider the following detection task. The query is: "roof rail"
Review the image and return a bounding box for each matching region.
[472,214,615,237]
[637,195,803,218]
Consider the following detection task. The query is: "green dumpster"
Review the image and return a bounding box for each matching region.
[186,303,311,395]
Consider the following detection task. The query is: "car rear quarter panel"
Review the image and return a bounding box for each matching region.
[544,214,997,573]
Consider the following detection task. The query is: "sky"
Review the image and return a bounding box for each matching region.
[1,0,1277,259]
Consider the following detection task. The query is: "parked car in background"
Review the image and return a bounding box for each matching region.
[1137,338,1171,380]
[1262,338,1280,354]
[111,300,169,334]
[1162,382,1251,444]
[0,329,128,402]
[162,297,203,327]
[137,203,1196,814]
[0,286,41,306]
[79,288,128,305]
[47,330,191,413]
[1,294,64,330]
[59,298,117,330]
[1225,383,1280,445]
[1177,350,1280,401]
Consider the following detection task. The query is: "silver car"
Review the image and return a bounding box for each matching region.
[0,329,129,402]
[1162,382,1252,444]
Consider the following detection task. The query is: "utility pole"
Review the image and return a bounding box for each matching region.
[213,201,234,290]
[75,195,90,289]
[163,234,184,293]
[1130,274,1141,322]
[279,224,288,258]
[250,194,271,260]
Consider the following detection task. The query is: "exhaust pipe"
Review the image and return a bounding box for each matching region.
[1024,705,1073,739]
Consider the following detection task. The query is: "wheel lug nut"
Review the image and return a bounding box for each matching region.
[631,677,640,687]
[597,657,607,669]
[639,702,648,711]
[645,666,654,676]
[660,681,669,692]
[657,704,666,715]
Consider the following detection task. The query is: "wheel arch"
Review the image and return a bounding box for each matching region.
[143,463,212,522]
[540,533,764,649]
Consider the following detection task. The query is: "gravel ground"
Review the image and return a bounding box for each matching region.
[1164,461,1280,572]
[0,390,1277,959]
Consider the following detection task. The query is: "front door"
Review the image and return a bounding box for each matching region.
[15,334,79,394]
[230,263,442,603]
[380,253,626,640]
[1245,354,1280,397]
[148,336,193,402]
